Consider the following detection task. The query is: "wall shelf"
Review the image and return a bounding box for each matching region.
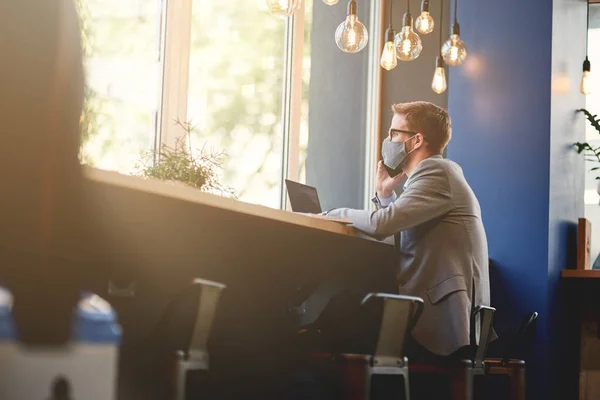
[561,270,600,279]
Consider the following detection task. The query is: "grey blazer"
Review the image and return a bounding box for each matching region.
[327,155,491,356]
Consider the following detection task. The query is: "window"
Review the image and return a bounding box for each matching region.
[79,0,164,174]
[78,0,379,209]
[186,0,286,208]
[585,2,600,265]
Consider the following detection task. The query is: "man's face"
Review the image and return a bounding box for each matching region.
[389,114,417,148]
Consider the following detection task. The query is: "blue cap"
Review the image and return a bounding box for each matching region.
[0,288,120,344]
[0,287,16,340]
[73,293,121,344]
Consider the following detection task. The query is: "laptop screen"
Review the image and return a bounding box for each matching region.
[285,179,322,214]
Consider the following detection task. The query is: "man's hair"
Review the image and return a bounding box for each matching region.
[391,101,452,153]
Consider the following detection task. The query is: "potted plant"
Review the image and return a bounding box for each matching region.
[135,120,236,198]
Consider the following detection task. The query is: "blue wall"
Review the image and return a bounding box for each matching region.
[447,0,585,398]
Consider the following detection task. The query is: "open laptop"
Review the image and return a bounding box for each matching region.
[284,179,351,224]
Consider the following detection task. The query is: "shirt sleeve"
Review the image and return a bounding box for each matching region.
[379,193,397,207]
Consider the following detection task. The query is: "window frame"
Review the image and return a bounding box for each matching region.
[155,0,382,209]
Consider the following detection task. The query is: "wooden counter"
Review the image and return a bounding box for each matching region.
[81,167,395,400]
[84,167,362,239]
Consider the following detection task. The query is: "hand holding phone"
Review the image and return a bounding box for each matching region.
[376,161,405,198]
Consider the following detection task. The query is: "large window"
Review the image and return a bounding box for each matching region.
[78,0,317,208]
[78,0,378,210]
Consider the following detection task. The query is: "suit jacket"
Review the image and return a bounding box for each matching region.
[327,155,491,355]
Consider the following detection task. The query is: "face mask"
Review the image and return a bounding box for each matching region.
[381,135,417,176]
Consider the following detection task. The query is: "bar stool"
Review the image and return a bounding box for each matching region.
[409,305,496,400]
[153,278,226,400]
[483,311,538,400]
[301,293,424,400]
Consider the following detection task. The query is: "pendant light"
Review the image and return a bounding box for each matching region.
[394,0,423,62]
[581,0,592,95]
[441,0,467,66]
[266,0,302,17]
[415,0,435,35]
[335,0,369,53]
[380,0,398,70]
[432,0,447,93]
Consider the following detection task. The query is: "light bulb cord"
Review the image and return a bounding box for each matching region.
[389,0,393,28]
[586,0,590,58]
[439,0,444,55]
[454,0,458,24]
[407,0,410,14]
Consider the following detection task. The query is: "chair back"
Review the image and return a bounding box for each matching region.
[154,278,226,358]
[501,311,538,366]
[188,279,226,357]
[361,293,424,364]
[471,305,496,371]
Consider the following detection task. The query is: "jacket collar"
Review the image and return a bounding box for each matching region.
[404,155,443,189]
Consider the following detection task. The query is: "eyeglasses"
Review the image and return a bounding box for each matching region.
[388,128,417,139]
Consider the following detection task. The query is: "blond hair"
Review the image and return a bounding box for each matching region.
[391,101,452,153]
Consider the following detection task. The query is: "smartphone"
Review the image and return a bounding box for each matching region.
[383,162,403,178]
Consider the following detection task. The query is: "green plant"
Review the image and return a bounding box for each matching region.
[74,0,100,164]
[135,120,236,197]
[575,109,600,180]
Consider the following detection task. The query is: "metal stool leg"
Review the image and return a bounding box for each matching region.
[401,367,410,400]
[364,371,372,400]
[173,351,186,400]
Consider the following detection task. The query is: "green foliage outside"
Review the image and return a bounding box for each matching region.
[74,0,98,163]
[576,109,600,180]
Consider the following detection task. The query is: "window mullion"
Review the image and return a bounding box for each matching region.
[364,0,385,208]
[279,1,306,210]
[287,1,305,187]
[159,0,193,150]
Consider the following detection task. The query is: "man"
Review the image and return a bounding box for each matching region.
[325,101,491,361]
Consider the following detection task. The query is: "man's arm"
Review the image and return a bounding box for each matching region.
[327,166,453,239]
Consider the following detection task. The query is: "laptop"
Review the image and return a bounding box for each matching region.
[284,179,351,224]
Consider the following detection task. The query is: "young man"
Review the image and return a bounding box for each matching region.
[326,101,492,361]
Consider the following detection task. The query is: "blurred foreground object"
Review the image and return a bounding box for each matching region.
[0,0,88,345]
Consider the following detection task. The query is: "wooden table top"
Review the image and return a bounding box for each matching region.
[84,167,363,239]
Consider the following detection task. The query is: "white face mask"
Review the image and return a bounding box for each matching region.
[381,135,417,175]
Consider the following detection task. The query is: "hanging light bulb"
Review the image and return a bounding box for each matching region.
[335,0,369,53]
[581,57,592,95]
[432,56,447,94]
[381,28,398,70]
[394,6,422,62]
[323,0,339,4]
[380,0,397,70]
[581,3,592,95]
[266,0,301,17]
[415,0,435,35]
[431,0,447,94]
[442,0,467,66]
[441,26,467,66]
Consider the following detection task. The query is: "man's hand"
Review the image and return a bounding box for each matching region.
[375,160,406,198]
